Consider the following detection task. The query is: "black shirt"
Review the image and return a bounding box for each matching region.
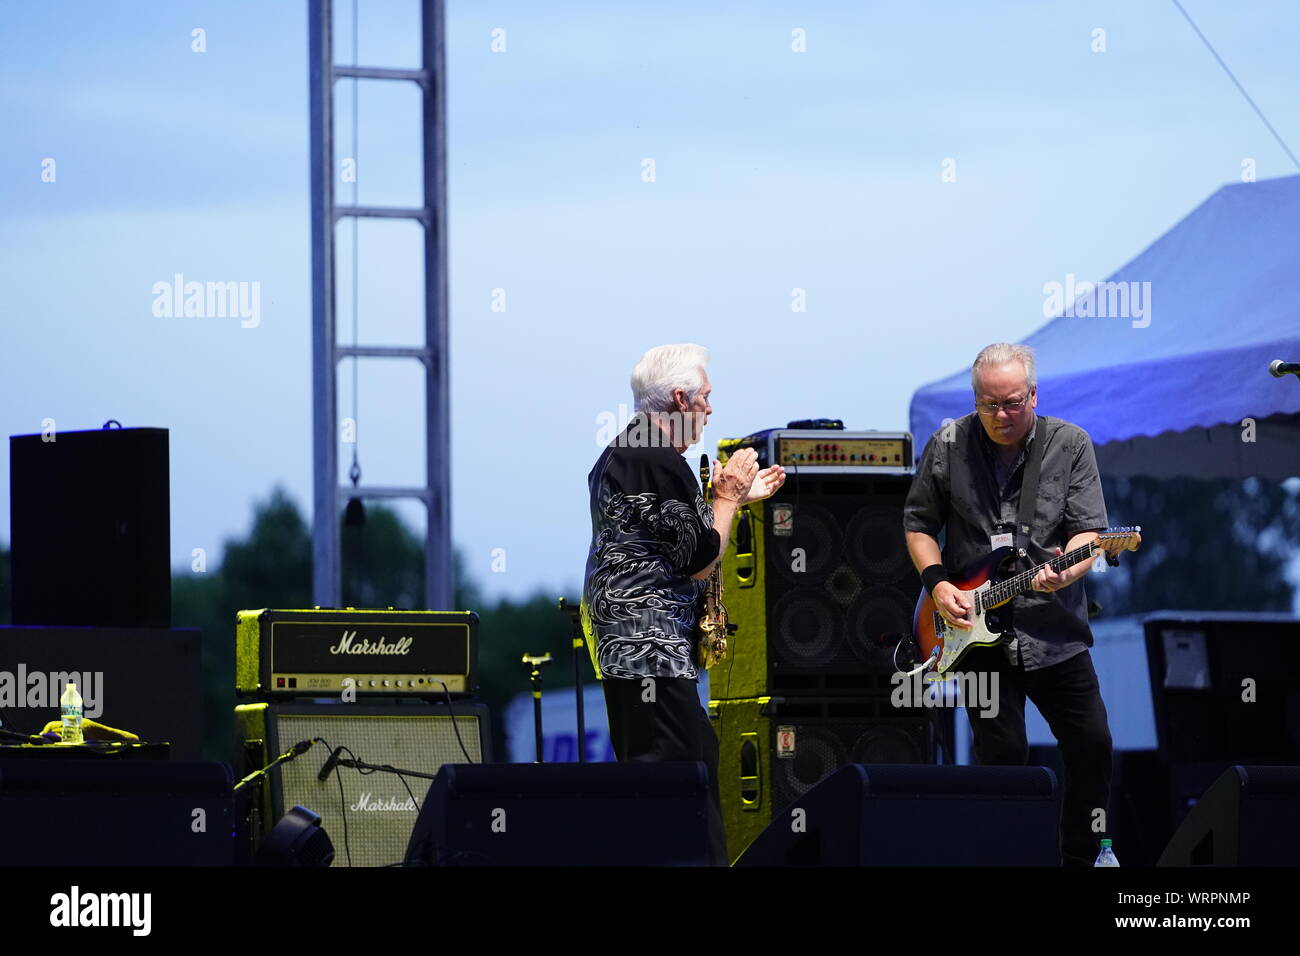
[903,412,1109,670]
[581,416,719,680]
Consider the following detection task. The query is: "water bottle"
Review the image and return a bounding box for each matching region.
[60,682,83,744]
[1094,838,1119,867]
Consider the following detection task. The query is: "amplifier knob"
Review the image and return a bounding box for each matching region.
[397,679,405,687]
[383,680,392,687]
[369,679,378,687]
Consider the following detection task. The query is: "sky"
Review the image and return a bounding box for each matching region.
[3,0,1298,603]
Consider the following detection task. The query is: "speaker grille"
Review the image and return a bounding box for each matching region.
[762,480,921,684]
[772,716,930,811]
[271,711,484,868]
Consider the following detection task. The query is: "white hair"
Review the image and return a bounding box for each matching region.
[630,344,710,413]
[971,343,1037,393]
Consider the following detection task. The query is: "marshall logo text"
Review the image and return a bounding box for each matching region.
[328,630,413,656]
[350,792,418,812]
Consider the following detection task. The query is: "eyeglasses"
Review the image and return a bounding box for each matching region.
[976,393,1031,416]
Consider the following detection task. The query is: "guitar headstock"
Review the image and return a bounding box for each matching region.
[1097,525,1142,555]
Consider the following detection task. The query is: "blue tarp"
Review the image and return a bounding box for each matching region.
[910,176,1300,478]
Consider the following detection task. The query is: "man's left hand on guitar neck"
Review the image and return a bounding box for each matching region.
[1030,531,1111,593]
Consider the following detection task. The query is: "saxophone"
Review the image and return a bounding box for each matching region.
[696,454,735,670]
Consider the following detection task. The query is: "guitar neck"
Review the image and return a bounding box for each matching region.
[982,541,1098,608]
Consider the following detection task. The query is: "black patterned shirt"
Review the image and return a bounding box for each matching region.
[581,416,719,681]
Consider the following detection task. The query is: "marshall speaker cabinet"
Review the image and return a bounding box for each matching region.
[236,608,477,699]
[235,701,490,868]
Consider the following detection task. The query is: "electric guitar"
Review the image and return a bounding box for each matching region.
[912,527,1142,676]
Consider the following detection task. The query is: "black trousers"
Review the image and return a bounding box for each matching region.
[602,675,728,866]
[962,646,1113,867]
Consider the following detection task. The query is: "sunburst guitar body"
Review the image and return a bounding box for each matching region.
[912,527,1142,675]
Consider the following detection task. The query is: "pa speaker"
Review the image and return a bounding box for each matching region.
[405,762,715,866]
[734,763,1060,866]
[0,759,233,866]
[235,701,489,867]
[10,426,170,627]
[1157,765,1300,866]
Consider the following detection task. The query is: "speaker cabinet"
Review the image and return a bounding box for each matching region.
[711,475,920,700]
[10,427,170,627]
[710,696,940,862]
[1144,614,1300,766]
[235,701,490,867]
[734,763,1060,866]
[0,759,233,866]
[0,626,203,759]
[1158,765,1300,866]
[405,762,715,866]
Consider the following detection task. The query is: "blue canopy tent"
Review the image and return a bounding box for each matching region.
[910,175,1300,479]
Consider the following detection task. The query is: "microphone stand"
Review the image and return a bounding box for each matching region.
[521,653,553,763]
[233,739,317,794]
[557,597,587,762]
[233,738,317,864]
[326,756,439,782]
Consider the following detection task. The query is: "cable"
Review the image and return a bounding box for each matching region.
[348,0,363,495]
[1170,0,1300,171]
[434,680,476,763]
[312,737,352,867]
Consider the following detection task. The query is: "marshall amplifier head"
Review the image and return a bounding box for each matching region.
[236,608,477,699]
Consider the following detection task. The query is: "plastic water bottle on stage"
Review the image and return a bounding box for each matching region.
[1094,839,1119,867]
[60,682,83,744]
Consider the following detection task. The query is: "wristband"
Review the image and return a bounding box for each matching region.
[921,564,950,597]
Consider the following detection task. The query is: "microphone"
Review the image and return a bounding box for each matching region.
[318,746,343,782]
[1269,360,1300,378]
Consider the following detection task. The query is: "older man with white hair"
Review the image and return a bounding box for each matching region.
[582,343,785,864]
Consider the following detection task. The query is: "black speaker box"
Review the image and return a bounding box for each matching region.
[10,426,171,627]
[1158,765,1300,866]
[405,762,716,866]
[0,626,203,758]
[1144,614,1300,766]
[734,763,1060,866]
[0,759,233,866]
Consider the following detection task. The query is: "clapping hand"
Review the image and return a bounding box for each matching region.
[742,464,786,503]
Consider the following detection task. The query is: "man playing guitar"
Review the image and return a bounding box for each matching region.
[904,342,1128,866]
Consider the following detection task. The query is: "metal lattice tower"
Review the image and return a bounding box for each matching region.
[308,0,451,609]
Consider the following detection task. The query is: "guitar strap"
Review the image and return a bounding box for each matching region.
[1014,416,1049,558]
[946,415,1047,560]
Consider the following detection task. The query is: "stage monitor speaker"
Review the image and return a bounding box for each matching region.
[0,759,233,866]
[0,626,203,759]
[1157,765,1300,866]
[235,700,490,868]
[709,472,920,700]
[10,426,170,627]
[405,762,715,866]
[733,763,1060,866]
[710,696,943,863]
[1144,614,1300,766]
